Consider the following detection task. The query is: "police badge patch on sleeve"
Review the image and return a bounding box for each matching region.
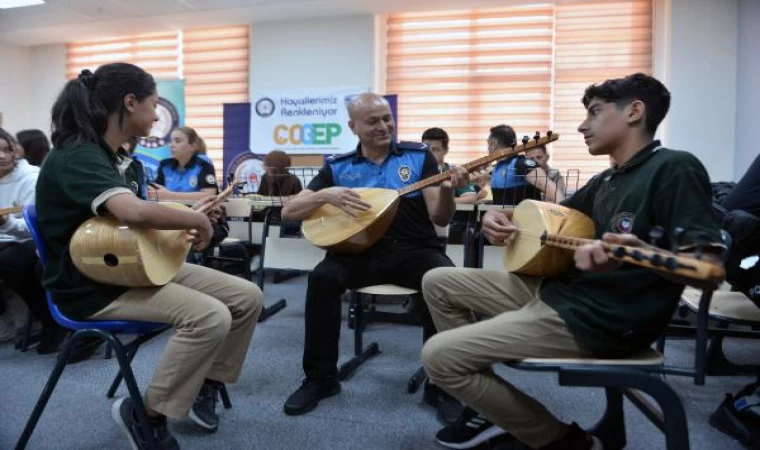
[205,174,216,185]
[398,165,411,182]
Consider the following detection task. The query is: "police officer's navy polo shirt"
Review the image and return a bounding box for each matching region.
[490,155,542,205]
[307,141,439,243]
[154,154,218,193]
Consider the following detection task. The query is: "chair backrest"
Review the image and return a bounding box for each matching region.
[224,199,253,219]
[262,236,325,271]
[22,205,49,268]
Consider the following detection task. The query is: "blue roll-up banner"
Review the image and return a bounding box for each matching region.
[135,80,185,181]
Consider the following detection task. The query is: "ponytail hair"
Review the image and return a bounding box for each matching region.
[51,63,156,150]
[173,126,206,155]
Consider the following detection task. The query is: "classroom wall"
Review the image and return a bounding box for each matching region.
[0,45,31,135]
[28,44,67,138]
[734,0,759,179]
[667,0,738,182]
[249,15,375,93]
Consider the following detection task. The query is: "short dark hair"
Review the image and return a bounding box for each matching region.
[421,127,449,150]
[582,73,671,135]
[489,124,516,148]
[51,62,156,150]
[16,129,50,166]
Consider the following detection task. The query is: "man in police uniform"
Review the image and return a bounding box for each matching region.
[488,125,563,205]
[421,73,724,450]
[281,93,470,418]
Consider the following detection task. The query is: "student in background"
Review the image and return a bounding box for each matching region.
[16,129,51,168]
[526,145,566,201]
[422,127,485,204]
[257,150,303,198]
[148,126,218,202]
[0,127,66,354]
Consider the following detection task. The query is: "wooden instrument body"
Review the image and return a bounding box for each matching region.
[301,188,400,253]
[505,200,595,277]
[69,202,191,287]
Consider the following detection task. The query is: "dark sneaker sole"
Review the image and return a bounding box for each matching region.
[112,398,141,450]
[188,409,219,433]
[283,383,341,416]
[435,426,508,450]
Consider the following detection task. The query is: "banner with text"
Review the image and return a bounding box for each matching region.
[250,86,365,155]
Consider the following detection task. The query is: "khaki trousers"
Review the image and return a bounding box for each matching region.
[89,263,263,419]
[421,267,589,448]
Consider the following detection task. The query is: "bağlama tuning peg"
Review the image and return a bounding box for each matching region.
[671,227,685,254]
[546,130,553,138]
[534,131,541,142]
[649,226,665,247]
[522,135,530,147]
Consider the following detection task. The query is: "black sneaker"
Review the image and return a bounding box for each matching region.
[423,381,465,425]
[189,382,220,433]
[283,377,341,416]
[710,393,760,449]
[111,397,180,450]
[436,407,509,449]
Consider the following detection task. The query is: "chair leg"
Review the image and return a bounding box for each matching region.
[15,331,85,450]
[560,368,689,450]
[107,334,158,449]
[20,312,34,352]
[589,388,626,450]
[14,330,160,450]
[107,347,139,399]
[257,299,287,323]
[220,384,232,409]
[338,292,379,381]
[408,366,427,394]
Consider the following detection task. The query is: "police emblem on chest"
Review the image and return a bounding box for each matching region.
[398,165,411,182]
[189,176,198,188]
[611,212,635,233]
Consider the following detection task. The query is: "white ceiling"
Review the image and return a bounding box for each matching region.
[0,0,603,47]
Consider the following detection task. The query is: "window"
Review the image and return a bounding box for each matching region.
[66,25,250,180]
[386,1,652,184]
[66,32,181,80]
[182,26,249,177]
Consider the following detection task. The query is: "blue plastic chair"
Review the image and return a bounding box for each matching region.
[15,205,172,450]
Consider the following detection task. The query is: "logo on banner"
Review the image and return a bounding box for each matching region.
[138,97,180,149]
[255,98,276,118]
[227,153,265,194]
